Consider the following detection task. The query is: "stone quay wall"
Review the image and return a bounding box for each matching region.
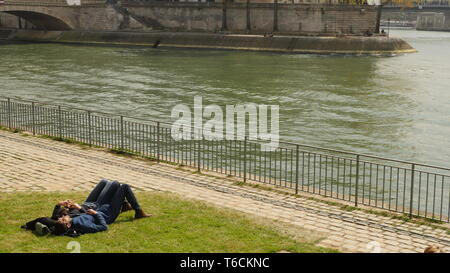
[123,2,381,35]
[0,1,381,35]
[416,12,450,31]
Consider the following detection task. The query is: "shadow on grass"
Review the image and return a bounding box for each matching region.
[113,217,136,224]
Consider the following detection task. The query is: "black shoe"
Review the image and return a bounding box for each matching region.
[20,225,27,230]
[34,222,50,236]
[135,209,152,219]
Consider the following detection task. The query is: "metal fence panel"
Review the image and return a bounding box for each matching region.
[1,97,449,222]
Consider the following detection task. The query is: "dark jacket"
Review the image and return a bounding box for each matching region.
[70,205,109,234]
[51,205,85,219]
[51,202,99,220]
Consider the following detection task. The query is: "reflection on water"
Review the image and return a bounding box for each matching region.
[0,29,449,167]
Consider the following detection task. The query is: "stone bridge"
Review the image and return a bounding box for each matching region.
[0,0,145,31]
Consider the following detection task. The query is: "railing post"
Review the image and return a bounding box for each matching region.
[120,115,124,150]
[355,154,360,207]
[7,98,11,129]
[387,18,391,37]
[409,163,415,218]
[222,0,228,31]
[246,0,251,32]
[88,111,92,147]
[295,144,299,195]
[375,4,382,33]
[197,128,201,173]
[273,0,278,32]
[156,121,160,163]
[58,106,62,139]
[31,101,36,136]
[243,136,248,183]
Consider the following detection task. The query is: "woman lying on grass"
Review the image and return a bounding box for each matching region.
[22,179,151,236]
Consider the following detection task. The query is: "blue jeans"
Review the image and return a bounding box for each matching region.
[105,184,141,224]
[85,179,120,206]
[86,180,141,224]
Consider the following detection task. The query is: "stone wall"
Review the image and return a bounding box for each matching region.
[76,6,125,30]
[276,5,378,34]
[381,7,450,28]
[124,3,380,35]
[127,4,223,32]
[381,10,419,26]
[0,12,20,28]
[416,12,450,30]
[8,29,417,55]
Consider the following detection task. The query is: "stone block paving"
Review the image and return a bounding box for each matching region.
[1,130,450,253]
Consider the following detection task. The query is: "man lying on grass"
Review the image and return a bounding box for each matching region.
[22,179,151,236]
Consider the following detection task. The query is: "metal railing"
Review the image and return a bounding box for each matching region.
[1,96,450,222]
[383,3,450,8]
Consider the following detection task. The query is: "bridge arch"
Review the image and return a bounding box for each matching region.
[0,7,75,30]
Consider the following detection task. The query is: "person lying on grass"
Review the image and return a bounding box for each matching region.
[22,180,151,236]
[23,179,134,234]
[54,180,151,235]
[54,179,137,219]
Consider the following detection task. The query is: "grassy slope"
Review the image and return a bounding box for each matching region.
[0,191,336,253]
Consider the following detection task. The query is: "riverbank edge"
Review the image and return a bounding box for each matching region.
[416,27,450,32]
[2,29,417,55]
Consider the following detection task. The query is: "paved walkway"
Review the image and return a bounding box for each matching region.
[1,129,450,253]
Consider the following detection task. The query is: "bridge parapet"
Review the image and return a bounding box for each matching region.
[2,0,107,6]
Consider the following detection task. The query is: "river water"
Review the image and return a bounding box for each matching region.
[0,29,449,167]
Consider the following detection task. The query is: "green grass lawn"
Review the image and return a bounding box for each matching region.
[0,191,336,253]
